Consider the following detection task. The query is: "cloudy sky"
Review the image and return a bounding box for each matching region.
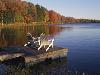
[22,0,100,20]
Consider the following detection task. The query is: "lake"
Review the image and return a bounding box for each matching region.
[54,23,100,74]
[0,23,100,75]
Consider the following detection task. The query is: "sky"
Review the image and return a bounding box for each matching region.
[23,0,100,20]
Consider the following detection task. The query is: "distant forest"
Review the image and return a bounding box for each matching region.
[0,0,100,24]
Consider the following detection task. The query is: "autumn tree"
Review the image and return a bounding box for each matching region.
[3,9,15,24]
[0,0,99,24]
[49,10,58,23]
[0,0,6,25]
[44,9,49,22]
[36,4,47,22]
[24,2,37,23]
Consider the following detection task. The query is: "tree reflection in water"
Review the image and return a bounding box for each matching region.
[0,24,64,47]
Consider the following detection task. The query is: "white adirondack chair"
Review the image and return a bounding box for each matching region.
[38,34,54,51]
[24,32,37,47]
[24,33,54,51]
[38,38,54,51]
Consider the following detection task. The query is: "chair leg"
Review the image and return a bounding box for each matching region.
[44,45,45,48]
[46,43,52,51]
[51,43,53,48]
[38,44,43,50]
[38,40,40,45]
[24,44,27,46]
[51,39,54,48]
[24,42,30,46]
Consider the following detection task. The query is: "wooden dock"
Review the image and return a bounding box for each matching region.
[0,53,24,61]
[24,46,68,65]
[0,46,68,65]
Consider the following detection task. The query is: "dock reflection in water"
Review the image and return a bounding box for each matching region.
[0,57,68,75]
[31,58,68,75]
[0,57,95,75]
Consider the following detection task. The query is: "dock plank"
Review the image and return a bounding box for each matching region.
[23,46,68,65]
[0,46,68,65]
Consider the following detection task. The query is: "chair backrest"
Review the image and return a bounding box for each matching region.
[26,33,35,41]
[40,33,46,41]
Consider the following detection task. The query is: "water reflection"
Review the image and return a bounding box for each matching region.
[31,58,68,75]
[0,57,91,75]
[1,23,100,74]
[0,24,64,47]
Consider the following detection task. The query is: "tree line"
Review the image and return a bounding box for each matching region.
[0,0,100,24]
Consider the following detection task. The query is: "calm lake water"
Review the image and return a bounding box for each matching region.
[54,23,100,74]
[0,23,100,75]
